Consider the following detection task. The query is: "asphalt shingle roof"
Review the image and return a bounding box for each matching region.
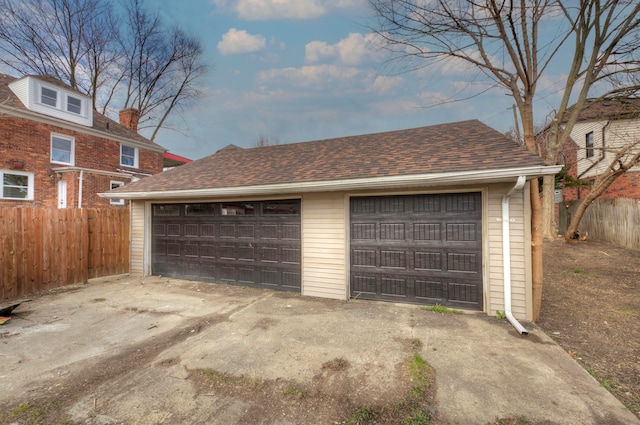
[114,119,546,194]
[569,98,640,122]
[0,74,164,150]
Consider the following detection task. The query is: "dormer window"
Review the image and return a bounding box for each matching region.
[67,96,82,114]
[8,76,94,127]
[41,87,58,107]
[38,84,85,116]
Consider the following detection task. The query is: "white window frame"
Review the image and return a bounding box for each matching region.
[1,170,34,201]
[51,133,75,165]
[66,95,82,114]
[110,181,125,205]
[37,83,85,117]
[120,145,139,168]
[40,86,58,108]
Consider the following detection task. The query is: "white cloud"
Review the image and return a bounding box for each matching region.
[373,75,404,95]
[258,64,367,89]
[217,28,266,55]
[305,41,337,63]
[305,32,386,65]
[212,0,365,21]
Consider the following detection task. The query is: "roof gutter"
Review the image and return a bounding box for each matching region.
[100,165,563,200]
[502,176,529,335]
[53,166,135,179]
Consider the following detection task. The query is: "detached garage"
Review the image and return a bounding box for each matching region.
[102,120,560,323]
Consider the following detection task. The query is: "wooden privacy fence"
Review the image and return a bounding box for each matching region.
[1,207,130,300]
[560,198,640,250]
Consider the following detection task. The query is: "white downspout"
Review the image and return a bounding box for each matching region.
[78,169,84,209]
[502,175,528,335]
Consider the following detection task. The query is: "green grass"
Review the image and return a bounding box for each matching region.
[11,403,31,415]
[343,353,436,424]
[345,405,379,424]
[282,384,307,399]
[612,308,637,317]
[195,368,263,390]
[421,305,462,314]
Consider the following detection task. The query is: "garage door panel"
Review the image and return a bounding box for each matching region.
[447,280,482,305]
[414,279,446,301]
[152,200,301,291]
[350,193,482,309]
[351,274,377,294]
[380,250,406,268]
[381,277,407,297]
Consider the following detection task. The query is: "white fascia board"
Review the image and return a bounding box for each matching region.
[99,165,562,200]
[53,166,134,179]
[0,104,165,153]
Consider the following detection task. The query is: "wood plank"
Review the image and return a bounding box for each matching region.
[32,209,43,293]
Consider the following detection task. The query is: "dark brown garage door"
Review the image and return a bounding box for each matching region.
[152,200,301,291]
[350,193,482,309]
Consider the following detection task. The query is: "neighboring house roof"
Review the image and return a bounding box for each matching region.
[163,151,192,168]
[567,98,640,122]
[107,119,558,199]
[0,73,164,152]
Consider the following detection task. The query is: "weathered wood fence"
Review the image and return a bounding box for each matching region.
[1,208,130,300]
[559,198,640,250]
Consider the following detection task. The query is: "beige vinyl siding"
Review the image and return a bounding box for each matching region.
[573,120,640,178]
[486,182,531,320]
[130,200,145,276]
[301,192,347,299]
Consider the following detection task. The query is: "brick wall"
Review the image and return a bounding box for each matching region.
[0,114,163,208]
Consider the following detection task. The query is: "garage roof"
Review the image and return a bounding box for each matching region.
[105,120,559,199]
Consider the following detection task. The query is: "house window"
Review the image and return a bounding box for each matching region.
[121,145,138,168]
[1,170,34,200]
[586,131,594,158]
[51,134,75,165]
[40,86,58,107]
[110,181,125,205]
[67,95,82,114]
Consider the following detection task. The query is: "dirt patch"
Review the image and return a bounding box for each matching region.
[538,238,640,419]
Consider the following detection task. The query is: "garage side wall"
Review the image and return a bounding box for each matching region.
[130,200,146,276]
[486,183,531,321]
[301,192,347,299]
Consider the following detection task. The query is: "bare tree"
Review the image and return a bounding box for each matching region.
[561,122,640,238]
[116,0,207,139]
[0,0,208,141]
[0,0,119,109]
[369,0,640,320]
[255,134,281,147]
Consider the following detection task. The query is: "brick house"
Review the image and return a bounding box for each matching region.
[560,98,640,201]
[0,74,165,208]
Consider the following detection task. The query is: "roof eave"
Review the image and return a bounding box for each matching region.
[0,104,165,153]
[100,165,562,200]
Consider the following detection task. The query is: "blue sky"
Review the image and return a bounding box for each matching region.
[151,0,567,160]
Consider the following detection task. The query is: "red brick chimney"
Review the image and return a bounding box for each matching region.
[119,108,140,132]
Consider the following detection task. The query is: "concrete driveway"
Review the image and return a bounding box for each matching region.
[0,275,637,425]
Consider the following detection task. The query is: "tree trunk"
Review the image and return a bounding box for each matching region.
[530,178,543,322]
[541,174,557,240]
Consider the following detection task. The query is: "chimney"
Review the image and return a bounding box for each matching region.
[119,108,140,132]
